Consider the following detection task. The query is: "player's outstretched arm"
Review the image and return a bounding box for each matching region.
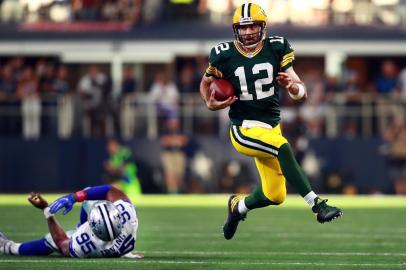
[45,216,70,257]
[199,75,237,111]
[105,185,131,203]
[48,185,131,215]
[276,67,308,102]
[28,193,70,257]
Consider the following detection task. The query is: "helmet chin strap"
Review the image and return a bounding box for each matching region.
[242,41,261,49]
[238,34,265,50]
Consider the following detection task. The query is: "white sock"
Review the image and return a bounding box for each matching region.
[304,191,318,208]
[11,242,20,255]
[237,199,249,214]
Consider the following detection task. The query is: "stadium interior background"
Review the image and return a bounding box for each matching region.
[0,0,405,196]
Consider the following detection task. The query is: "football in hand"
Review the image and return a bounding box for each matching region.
[210,79,236,101]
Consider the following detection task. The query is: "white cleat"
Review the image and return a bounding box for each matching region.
[0,232,15,255]
[0,232,7,240]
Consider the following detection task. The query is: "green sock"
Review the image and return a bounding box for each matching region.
[244,186,275,210]
[277,143,312,197]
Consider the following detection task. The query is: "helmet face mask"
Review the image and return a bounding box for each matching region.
[232,3,267,49]
[233,21,266,49]
[88,201,123,242]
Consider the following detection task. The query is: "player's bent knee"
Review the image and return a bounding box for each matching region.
[271,193,286,205]
[263,190,286,205]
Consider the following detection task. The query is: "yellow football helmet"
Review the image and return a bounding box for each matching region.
[232,3,267,49]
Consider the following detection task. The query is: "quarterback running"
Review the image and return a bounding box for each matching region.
[0,185,143,258]
[200,2,342,240]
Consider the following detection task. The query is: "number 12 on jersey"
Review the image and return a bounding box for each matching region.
[234,63,274,101]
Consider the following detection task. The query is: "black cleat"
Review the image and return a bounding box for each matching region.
[312,197,343,223]
[223,195,246,240]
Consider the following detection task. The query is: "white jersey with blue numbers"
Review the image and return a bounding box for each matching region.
[68,200,138,258]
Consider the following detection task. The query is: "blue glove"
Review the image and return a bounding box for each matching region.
[49,194,76,215]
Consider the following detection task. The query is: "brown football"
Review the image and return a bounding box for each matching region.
[209,79,236,101]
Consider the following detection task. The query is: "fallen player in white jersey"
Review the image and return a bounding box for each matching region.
[0,185,143,259]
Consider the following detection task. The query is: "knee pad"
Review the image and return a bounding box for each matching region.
[263,188,286,205]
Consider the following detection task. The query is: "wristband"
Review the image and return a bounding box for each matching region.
[44,207,54,219]
[288,83,305,100]
[71,185,113,203]
[74,190,87,202]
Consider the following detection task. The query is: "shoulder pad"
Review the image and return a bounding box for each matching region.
[207,41,233,78]
[267,36,285,47]
[210,41,233,60]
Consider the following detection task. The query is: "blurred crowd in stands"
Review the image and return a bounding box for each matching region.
[1,0,406,26]
[0,55,405,195]
[3,55,405,139]
[0,56,405,137]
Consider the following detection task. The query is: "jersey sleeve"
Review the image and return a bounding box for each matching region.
[114,200,138,238]
[280,38,295,71]
[205,46,225,79]
[113,200,138,256]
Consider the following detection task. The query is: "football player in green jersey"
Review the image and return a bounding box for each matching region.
[200,2,342,240]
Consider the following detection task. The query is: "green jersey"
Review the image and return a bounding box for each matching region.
[206,36,295,127]
[109,147,142,195]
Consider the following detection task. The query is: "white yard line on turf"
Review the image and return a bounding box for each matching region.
[146,226,406,234]
[8,231,406,239]
[0,260,404,268]
[137,239,406,247]
[140,250,406,256]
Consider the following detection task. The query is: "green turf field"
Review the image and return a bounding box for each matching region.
[0,195,405,270]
